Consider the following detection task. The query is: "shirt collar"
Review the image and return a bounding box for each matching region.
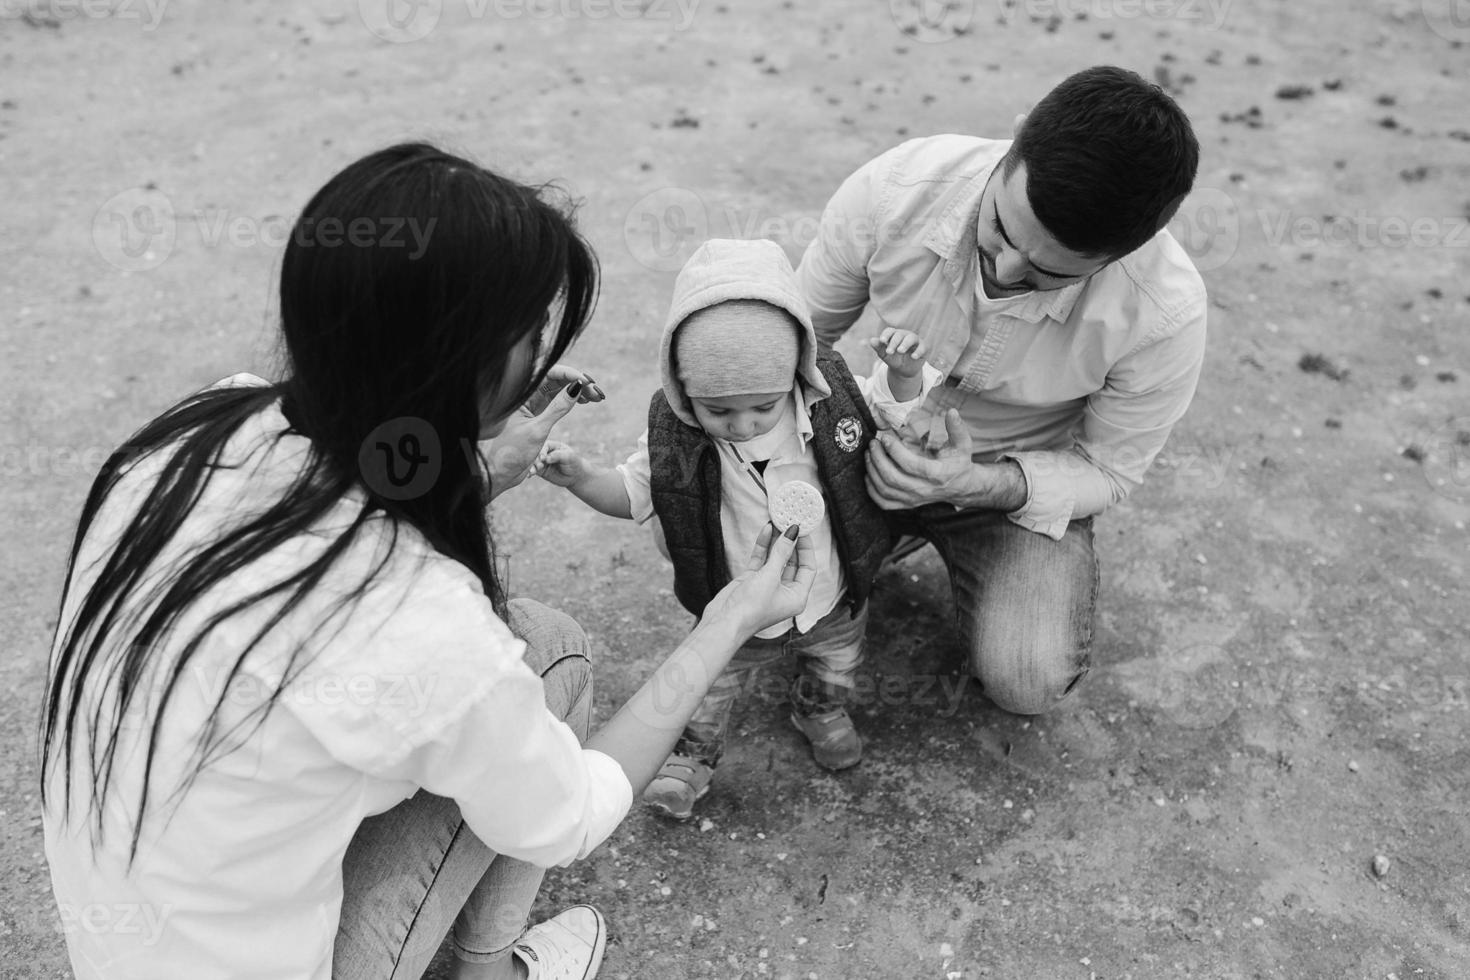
[790,386,814,446]
[923,154,1089,325]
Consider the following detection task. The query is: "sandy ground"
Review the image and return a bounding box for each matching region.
[3,0,1469,977]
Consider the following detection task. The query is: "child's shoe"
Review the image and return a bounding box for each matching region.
[509,905,606,980]
[642,753,714,820]
[791,707,863,770]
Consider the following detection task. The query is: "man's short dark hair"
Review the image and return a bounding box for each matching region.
[1002,65,1199,260]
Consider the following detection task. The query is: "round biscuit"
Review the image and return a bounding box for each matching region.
[768,480,825,534]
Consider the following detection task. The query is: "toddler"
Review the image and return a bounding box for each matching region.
[539,239,938,819]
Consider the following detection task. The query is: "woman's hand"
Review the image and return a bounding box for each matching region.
[521,366,605,416]
[700,524,817,639]
[480,367,606,500]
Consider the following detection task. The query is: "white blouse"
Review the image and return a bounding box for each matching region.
[42,377,632,980]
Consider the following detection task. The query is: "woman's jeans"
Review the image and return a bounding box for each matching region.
[890,505,1098,716]
[675,601,868,768]
[332,598,593,978]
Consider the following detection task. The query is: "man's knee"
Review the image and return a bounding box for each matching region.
[969,636,1090,716]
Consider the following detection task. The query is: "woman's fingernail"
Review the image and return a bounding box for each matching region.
[784,524,800,539]
[566,381,584,399]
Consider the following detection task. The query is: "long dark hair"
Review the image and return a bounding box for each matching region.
[39,143,598,861]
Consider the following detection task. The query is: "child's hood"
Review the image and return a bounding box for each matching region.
[659,238,830,428]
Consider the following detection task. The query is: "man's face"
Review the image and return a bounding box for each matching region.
[975,161,1108,297]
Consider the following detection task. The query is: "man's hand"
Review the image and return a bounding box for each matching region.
[864,408,977,509]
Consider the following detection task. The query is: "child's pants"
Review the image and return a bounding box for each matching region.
[677,600,868,767]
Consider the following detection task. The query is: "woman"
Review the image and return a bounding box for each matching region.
[39,143,814,980]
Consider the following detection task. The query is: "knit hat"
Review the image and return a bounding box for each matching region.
[658,239,829,428]
[675,300,800,398]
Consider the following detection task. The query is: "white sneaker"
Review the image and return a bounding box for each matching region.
[511,905,607,980]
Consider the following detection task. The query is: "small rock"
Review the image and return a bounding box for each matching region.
[1372,854,1391,878]
[1347,760,1359,772]
[1298,352,1349,381]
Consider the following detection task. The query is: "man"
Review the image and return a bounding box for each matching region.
[796,65,1206,715]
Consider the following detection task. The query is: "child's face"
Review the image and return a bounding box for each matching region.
[688,390,790,443]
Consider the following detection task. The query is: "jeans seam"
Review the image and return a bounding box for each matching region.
[392,821,462,979]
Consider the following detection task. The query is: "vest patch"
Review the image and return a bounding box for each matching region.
[834,416,863,453]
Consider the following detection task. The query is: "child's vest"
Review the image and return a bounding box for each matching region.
[647,349,893,620]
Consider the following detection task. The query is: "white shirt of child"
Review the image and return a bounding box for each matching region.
[619,361,941,639]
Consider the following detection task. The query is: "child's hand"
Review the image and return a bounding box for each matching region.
[537,441,589,488]
[869,328,928,379]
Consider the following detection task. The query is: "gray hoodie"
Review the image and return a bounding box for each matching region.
[658,239,832,428]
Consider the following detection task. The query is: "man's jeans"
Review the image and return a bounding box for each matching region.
[890,505,1097,715]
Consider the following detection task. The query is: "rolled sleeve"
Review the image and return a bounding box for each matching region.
[796,155,887,345]
[401,666,634,868]
[857,361,945,431]
[1003,299,1207,538]
[615,431,656,525]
